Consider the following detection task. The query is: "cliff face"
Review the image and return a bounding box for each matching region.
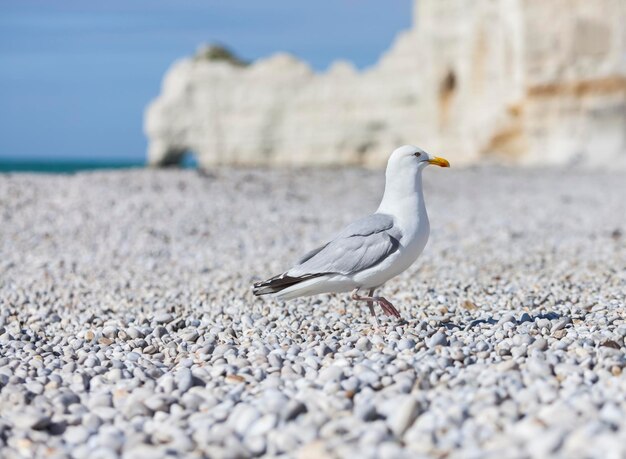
[145,33,424,168]
[145,0,626,168]
[418,0,626,167]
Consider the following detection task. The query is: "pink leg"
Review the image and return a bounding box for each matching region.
[351,288,401,319]
[365,288,379,326]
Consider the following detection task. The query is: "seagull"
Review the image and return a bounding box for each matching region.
[252,145,450,321]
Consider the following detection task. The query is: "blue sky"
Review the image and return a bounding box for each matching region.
[0,0,412,162]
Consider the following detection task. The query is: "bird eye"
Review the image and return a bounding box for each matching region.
[414,152,421,158]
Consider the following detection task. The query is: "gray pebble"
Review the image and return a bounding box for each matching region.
[154,313,173,324]
[427,332,448,348]
[397,339,416,351]
[386,396,421,437]
[283,400,307,421]
[175,368,193,393]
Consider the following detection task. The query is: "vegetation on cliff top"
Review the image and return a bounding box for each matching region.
[194,44,249,67]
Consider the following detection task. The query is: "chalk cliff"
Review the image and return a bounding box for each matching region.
[145,0,626,168]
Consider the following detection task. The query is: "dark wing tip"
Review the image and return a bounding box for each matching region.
[251,272,325,296]
[251,273,288,296]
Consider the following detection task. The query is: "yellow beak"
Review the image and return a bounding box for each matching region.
[428,156,450,168]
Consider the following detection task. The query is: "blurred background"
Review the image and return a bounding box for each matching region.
[1,0,625,172]
[0,0,411,172]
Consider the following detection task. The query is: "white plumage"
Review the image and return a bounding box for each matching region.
[253,145,449,320]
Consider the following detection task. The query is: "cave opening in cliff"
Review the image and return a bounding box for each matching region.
[179,151,199,169]
[160,148,199,169]
[439,69,457,126]
[442,70,457,94]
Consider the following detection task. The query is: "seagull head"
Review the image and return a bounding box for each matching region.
[389,145,450,171]
[379,145,450,211]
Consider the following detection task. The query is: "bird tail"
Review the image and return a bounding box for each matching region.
[252,273,324,296]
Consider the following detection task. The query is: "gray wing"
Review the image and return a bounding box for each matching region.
[288,213,402,277]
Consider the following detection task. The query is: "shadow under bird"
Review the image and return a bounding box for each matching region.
[252,145,450,321]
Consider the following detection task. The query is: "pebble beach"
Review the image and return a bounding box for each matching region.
[0,166,625,458]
